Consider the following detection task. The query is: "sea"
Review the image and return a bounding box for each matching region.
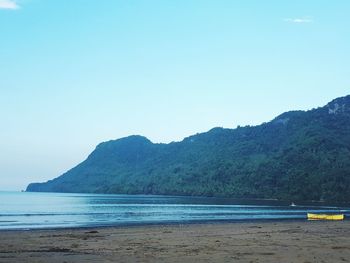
[0,191,349,230]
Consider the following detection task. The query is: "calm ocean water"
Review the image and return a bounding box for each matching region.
[0,191,349,230]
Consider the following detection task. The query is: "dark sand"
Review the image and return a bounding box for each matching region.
[1,221,350,262]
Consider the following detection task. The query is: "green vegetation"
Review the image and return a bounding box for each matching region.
[27,95,350,202]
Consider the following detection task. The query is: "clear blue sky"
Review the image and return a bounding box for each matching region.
[0,0,349,190]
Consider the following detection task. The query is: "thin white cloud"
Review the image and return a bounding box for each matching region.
[284,17,313,24]
[0,0,19,10]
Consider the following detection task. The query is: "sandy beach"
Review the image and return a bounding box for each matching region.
[0,220,349,263]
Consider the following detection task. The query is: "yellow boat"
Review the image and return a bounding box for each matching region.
[307,213,344,221]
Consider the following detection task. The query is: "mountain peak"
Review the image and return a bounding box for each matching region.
[116,135,151,143]
[97,135,152,148]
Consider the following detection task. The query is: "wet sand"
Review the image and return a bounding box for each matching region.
[1,220,350,263]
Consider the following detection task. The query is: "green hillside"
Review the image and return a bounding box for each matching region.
[27,95,350,202]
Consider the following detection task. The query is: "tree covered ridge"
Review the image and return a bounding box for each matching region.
[27,95,350,202]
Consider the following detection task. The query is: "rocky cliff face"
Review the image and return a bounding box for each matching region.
[327,96,350,115]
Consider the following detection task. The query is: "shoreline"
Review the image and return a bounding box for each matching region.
[1,220,350,262]
[13,190,350,207]
[0,218,308,232]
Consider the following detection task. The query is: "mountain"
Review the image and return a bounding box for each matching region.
[27,95,350,202]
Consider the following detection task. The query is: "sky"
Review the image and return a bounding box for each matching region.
[0,0,349,191]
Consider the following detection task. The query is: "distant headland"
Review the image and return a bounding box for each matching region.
[27,95,350,202]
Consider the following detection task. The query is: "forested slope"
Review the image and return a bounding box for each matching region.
[27,95,350,202]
